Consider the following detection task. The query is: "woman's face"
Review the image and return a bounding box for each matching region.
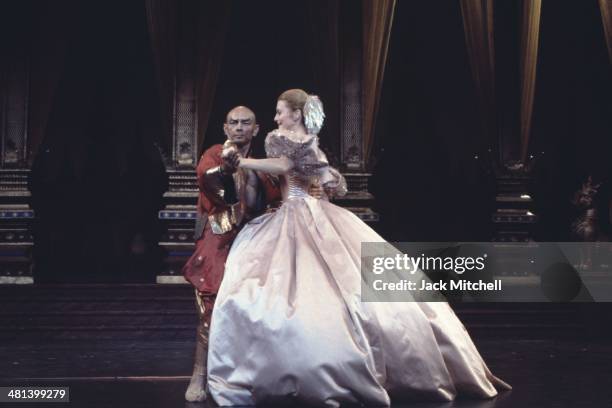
[274,100,300,131]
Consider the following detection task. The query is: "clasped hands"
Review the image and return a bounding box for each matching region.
[220,129,305,175]
[220,134,327,200]
[220,142,241,175]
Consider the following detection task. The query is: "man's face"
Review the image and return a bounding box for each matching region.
[224,107,259,147]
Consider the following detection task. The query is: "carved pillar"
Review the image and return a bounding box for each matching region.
[2,58,29,167]
[172,3,198,168]
[0,40,34,283]
[156,1,199,281]
[154,1,231,281]
[337,0,378,223]
[340,2,364,171]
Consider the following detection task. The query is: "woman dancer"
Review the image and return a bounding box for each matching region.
[207,89,510,406]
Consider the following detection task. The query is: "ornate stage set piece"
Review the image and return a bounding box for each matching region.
[0,44,34,284]
[149,1,392,282]
[1,0,610,283]
[490,161,538,243]
[0,1,393,284]
[460,0,541,244]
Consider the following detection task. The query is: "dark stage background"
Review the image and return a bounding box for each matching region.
[25,1,167,282]
[372,0,612,242]
[1,0,609,283]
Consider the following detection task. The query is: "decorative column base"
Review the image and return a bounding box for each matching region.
[491,165,537,243]
[0,169,34,284]
[334,172,379,224]
[157,168,198,284]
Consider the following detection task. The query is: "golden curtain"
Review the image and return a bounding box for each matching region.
[363,0,396,166]
[599,0,612,63]
[459,0,496,151]
[519,0,542,162]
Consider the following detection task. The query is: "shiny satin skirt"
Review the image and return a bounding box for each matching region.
[208,197,510,407]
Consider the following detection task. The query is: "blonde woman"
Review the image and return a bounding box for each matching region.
[207,89,510,406]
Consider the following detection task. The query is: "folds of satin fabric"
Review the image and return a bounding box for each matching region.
[208,197,510,407]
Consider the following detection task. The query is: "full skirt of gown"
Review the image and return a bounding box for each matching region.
[207,196,510,407]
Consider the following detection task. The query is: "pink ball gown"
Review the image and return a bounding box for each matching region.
[207,132,510,406]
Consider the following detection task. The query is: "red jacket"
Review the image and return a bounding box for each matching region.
[183,144,280,293]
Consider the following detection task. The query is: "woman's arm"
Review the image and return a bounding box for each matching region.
[238,157,293,175]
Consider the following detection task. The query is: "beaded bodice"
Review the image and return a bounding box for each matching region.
[264,132,347,201]
[284,174,311,199]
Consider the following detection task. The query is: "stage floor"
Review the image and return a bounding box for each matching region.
[1,337,611,407]
[1,285,611,407]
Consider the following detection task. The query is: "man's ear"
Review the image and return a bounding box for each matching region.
[253,124,260,137]
[223,123,230,138]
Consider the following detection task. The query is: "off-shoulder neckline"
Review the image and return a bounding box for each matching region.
[269,131,316,145]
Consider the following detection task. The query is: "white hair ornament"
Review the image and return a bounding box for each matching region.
[303,95,325,135]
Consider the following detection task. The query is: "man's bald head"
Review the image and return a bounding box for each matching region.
[225,106,256,124]
[223,106,259,148]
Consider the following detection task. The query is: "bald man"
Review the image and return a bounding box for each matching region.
[183,106,281,402]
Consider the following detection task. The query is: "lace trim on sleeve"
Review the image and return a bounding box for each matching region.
[265,133,326,177]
